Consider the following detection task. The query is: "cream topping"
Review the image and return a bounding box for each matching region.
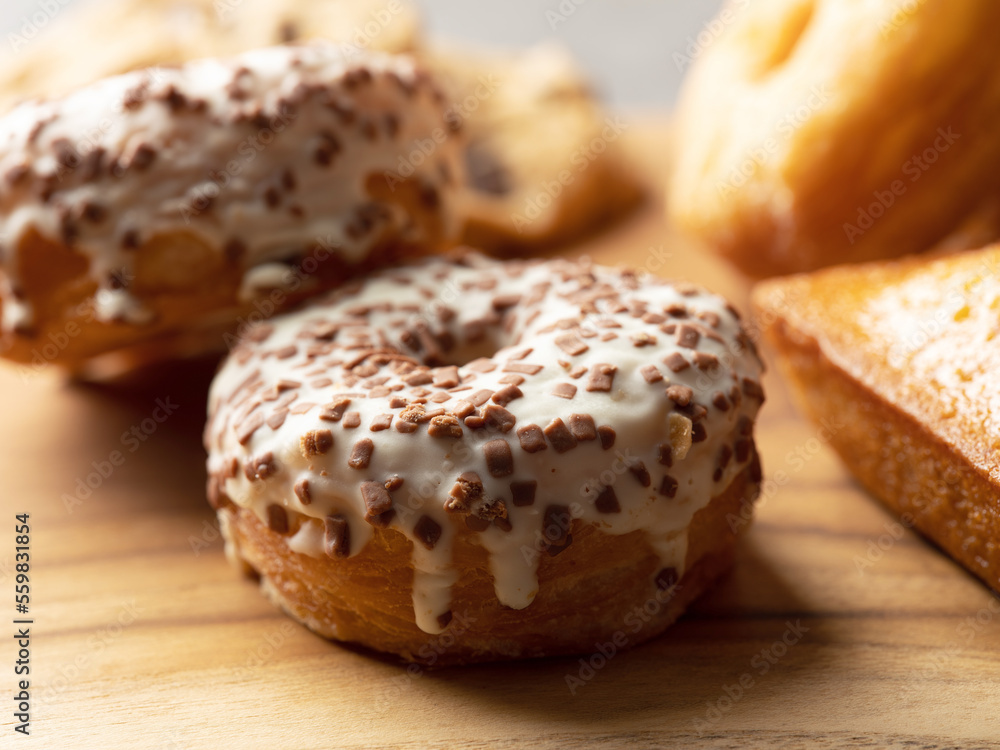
[205,252,764,634]
[0,42,462,332]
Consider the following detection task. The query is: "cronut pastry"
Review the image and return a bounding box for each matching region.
[0,0,643,257]
[205,252,765,664]
[0,43,462,374]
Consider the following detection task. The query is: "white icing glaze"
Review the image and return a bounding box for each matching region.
[94,288,155,324]
[205,253,764,634]
[238,262,299,303]
[0,42,462,333]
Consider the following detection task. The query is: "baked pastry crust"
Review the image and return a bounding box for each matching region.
[425,43,644,252]
[753,246,1000,591]
[670,0,1000,278]
[220,461,760,666]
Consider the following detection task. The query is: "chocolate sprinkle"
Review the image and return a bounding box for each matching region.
[300,429,333,457]
[484,439,514,477]
[677,325,700,349]
[235,412,265,445]
[130,143,157,171]
[657,443,674,467]
[446,471,484,513]
[640,365,663,384]
[693,352,719,370]
[267,504,289,534]
[360,481,394,526]
[586,364,617,392]
[510,480,537,507]
[348,438,374,469]
[319,397,351,422]
[595,486,621,514]
[266,410,288,430]
[465,515,490,532]
[597,426,616,450]
[491,384,523,407]
[370,413,393,431]
[555,333,588,356]
[568,414,597,442]
[659,475,679,498]
[503,362,543,375]
[413,515,443,550]
[542,505,571,546]
[469,389,494,406]
[294,479,312,505]
[665,385,693,407]
[427,414,463,438]
[543,418,578,453]
[663,352,690,373]
[516,424,548,453]
[627,460,651,487]
[552,382,577,399]
[483,404,516,433]
[324,514,350,558]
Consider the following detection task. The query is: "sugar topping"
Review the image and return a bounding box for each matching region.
[0,42,462,334]
[205,252,765,634]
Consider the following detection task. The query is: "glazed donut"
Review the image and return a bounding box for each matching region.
[204,251,765,665]
[669,0,1000,278]
[0,42,462,374]
[0,0,643,260]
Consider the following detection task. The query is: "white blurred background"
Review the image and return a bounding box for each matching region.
[0,0,726,107]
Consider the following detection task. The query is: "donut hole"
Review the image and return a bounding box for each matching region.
[407,323,512,369]
[745,0,816,80]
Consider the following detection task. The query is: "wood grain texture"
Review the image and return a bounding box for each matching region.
[1,121,1000,748]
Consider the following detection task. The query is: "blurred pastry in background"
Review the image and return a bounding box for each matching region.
[0,43,462,376]
[669,0,1000,278]
[427,43,644,252]
[754,245,1000,592]
[0,0,643,256]
[0,0,420,111]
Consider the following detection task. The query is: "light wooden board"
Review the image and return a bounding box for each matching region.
[2,121,1000,749]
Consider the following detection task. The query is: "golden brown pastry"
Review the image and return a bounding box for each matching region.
[753,245,1000,592]
[0,43,462,376]
[0,0,420,111]
[205,252,765,664]
[670,0,1000,278]
[425,43,644,252]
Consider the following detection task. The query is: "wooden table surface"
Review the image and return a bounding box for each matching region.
[2,121,999,749]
